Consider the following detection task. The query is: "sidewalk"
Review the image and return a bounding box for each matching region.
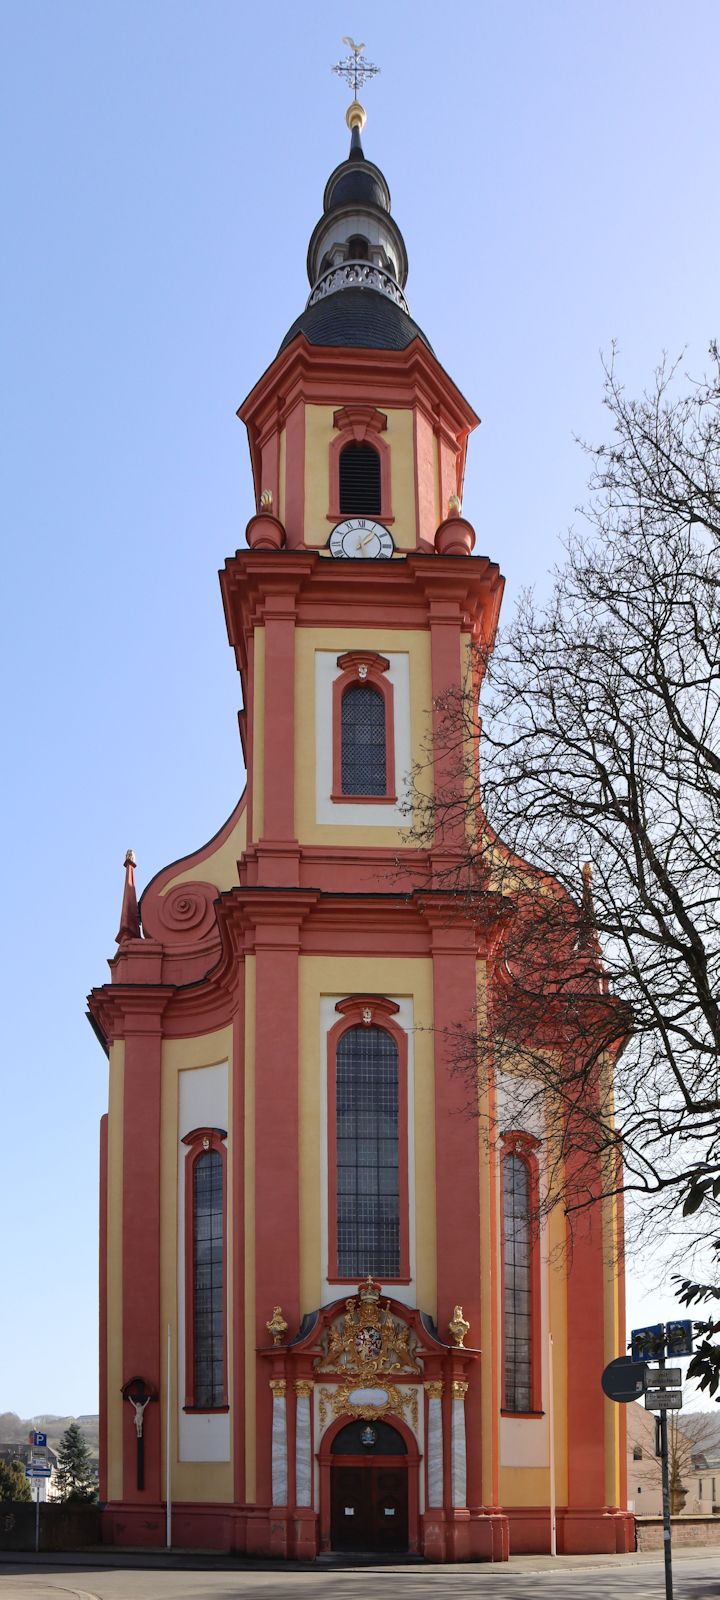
[0,1545,717,1574]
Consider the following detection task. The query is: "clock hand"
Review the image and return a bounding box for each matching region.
[359,530,376,549]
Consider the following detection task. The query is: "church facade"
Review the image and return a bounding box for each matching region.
[88,89,632,1562]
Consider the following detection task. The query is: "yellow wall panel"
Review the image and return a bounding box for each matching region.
[298,955,436,1318]
[161,1028,234,1504]
[294,624,432,847]
[302,405,417,550]
[162,804,247,895]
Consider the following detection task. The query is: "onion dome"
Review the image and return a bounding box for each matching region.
[279,102,431,355]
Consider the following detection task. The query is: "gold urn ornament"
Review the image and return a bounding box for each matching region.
[449,1304,470,1348]
[266,1305,288,1346]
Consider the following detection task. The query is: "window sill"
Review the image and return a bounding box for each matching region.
[326,512,395,525]
[330,792,398,805]
[328,1275,413,1286]
[500,1409,545,1419]
[183,1404,230,1414]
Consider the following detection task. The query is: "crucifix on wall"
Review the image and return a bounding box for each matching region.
[121,1376,157,1491]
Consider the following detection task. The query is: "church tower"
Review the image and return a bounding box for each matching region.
[89,54,632,1561]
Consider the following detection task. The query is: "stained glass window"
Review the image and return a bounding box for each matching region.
[336,1025,400,1278]
[503,1153,532,1412]
[341,683,386,796]
[193,1149,224,1407]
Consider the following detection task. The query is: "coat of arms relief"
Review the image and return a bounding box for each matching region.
[315,1276,420,1429]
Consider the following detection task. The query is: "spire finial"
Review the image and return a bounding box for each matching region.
[116,848,141,944]
[331,36,379,106]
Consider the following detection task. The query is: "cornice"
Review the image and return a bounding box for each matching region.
[237,338,479,441]
[221,548,504,658]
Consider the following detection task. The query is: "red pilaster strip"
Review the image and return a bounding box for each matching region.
[232,990,246,1508]
[424,907,484,1508]
[251,899,312,1507]
[262,596,297,848]
[99,1113,108,1503]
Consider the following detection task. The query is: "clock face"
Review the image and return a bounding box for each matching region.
[329,518,395,559]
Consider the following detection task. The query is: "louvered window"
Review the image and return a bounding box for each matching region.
[502,1154,532,1412]
[193,1150,224,1408]
[341,683,386,795]
[336,1025,400,1278]
[339,441,381,516]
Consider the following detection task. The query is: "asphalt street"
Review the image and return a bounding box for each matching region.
[0,1555,719,1600]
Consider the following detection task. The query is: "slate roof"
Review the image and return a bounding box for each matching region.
[279,288,433,355]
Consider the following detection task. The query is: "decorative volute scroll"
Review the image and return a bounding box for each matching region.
[140,880,219,946]
[315,1276,420,1379]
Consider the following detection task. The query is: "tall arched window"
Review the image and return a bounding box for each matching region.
[193,1151,224,1406]
[183,1127,227,1410]
[501,1137,540,1414]
[335,1024,400,1278]
[341,682,387,796]
[339,441,381,516]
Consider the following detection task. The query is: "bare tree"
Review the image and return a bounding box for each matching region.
[411,347,720,1271]
[635,1411,720,1512]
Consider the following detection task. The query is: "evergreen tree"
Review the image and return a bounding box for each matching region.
[0,1459,31,1502]
[55,1422,98,1502]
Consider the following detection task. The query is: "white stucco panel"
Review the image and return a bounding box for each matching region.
[315,650,411,827]
[500,1414,550,1468]
[177,1061,230,1463]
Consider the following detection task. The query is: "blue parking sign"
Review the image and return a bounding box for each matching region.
[32,1431,47,1447]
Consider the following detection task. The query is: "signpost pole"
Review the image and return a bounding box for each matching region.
[658,1355,673,1600]
[166,1323,172,1551]
[548,1331,556,1557]
[34,1482,40,1555]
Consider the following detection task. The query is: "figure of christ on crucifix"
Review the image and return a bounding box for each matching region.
[121,1377,157,1491]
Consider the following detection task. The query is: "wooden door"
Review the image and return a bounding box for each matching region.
[370,1464,408,1552]
[330,1459,408,1553]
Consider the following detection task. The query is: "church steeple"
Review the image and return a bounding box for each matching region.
[279,46,431,356]
[306,101,410,314]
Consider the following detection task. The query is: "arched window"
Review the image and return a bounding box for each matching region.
[328,406,392,525]
[341,682,387,796]
[183,1128,227,1411]
[501,1137,540,1414]
[193,1151,224,1406]
[339,441,381,517]
[347,234,370,261]
[336,1024,400,1278]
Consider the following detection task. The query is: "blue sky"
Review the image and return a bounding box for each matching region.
[2,0,718,1416]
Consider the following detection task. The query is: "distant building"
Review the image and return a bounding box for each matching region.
[0,1442,58,1503]
[626,1404,720,1516]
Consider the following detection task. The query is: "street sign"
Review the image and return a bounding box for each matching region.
[648,1367,681,1387]
[32,1432,47,1448]
[25,1464,52,1477]
[601,1355,649,1402]
[631,1323,666,1362]
[645,1390,682,1411]
[666,1320,693,1357]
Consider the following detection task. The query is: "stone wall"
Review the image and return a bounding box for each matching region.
[636,1515,720,1550]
